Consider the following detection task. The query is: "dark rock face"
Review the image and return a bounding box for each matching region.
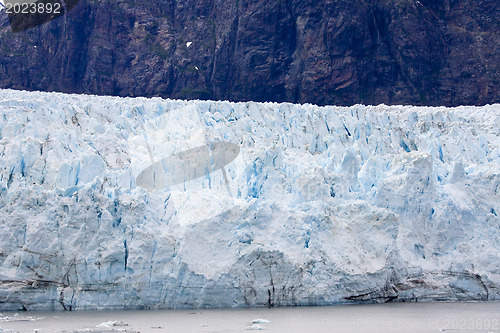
[0,0,498,106]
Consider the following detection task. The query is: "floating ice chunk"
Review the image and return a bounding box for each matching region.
[0,329,16,333]
[251,318,270,324]
[186,42,192,48]
[96,320,128,328]
[247,324,264,330]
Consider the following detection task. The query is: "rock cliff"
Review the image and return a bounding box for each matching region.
[0,0,498,106]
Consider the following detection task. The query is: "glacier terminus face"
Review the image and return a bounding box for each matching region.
[0,89,498,310]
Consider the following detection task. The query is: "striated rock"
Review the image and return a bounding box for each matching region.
[0,0,498,106]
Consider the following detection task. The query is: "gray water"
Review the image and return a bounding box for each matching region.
[1,302,499,333]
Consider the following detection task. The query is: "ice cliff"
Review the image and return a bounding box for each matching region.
[0,89,498,310]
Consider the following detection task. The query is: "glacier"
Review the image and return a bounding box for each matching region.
[0,89,498,310]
